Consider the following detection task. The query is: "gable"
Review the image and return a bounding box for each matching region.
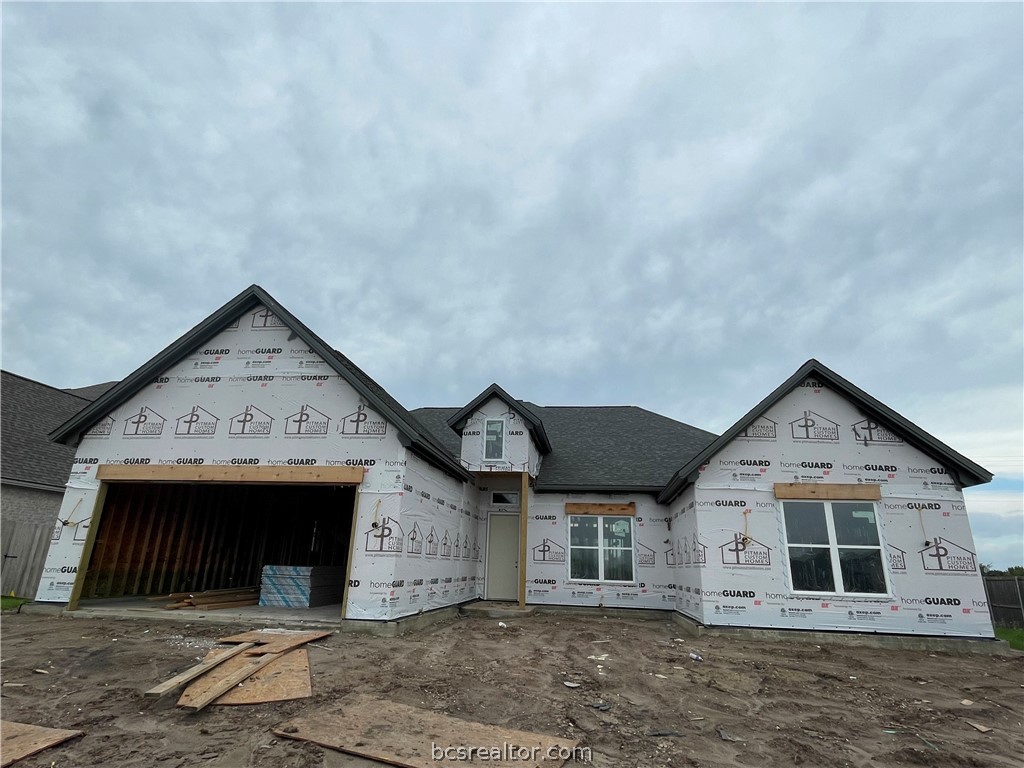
[696,379,965,494]
[50,286,469,482]
[659,360,992,503]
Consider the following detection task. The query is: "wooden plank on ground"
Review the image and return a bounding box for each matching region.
[0,721,83,767]
[185,598,259,610]
[177,649,311,706]
[177,653,282,712]
[144,642,256,697]
[773,483,881,500]
[218,630,332,655]
[273,694,581,768]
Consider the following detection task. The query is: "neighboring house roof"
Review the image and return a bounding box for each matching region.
[62,381,119,401]
[657,358,994,504]
[445,383,553,454]
[48,285,471,483]
[1,371,97,491]
[415,404,718,493]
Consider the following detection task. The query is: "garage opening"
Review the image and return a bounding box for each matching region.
[79,482,355,600]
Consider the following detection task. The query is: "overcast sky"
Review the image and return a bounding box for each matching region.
[2,3,1021,566]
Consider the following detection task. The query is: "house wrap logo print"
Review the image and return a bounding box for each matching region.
[285,405,330,435]
[340,404,387,437]
[251,308,287,330]
[229,405,274,436]
[124,407,165,437]
[175,406,218,436]
[790,411,840,442]
[852,418,904,446]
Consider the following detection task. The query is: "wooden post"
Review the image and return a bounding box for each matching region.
[67,484,109,611]
[340,487,361,620]
[518,472,528,608]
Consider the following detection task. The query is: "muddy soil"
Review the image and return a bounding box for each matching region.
[1,613,1021,767]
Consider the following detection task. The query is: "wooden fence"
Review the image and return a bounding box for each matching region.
[983,576,1024,628]
[0,519,54,600]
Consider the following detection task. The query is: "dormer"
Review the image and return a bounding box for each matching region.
[446,383,551,476]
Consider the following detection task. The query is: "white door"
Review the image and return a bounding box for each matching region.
[486,514,519,601]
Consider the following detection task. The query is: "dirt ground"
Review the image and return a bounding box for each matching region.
[0,612,1021,768]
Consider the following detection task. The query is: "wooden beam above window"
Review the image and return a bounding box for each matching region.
[565,502,636,517]
[773,483,880,501]
[96,464,364,485]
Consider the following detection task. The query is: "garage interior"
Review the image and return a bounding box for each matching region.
[78,482,355,602]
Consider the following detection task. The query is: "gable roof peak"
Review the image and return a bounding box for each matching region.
[446,382,552,454]
[47,284,470,482]
[657,357,992,504]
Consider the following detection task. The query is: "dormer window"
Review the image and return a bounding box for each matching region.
[484,419,504,460]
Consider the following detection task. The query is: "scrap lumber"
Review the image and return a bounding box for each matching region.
[177,653,282,712]
[144,642,257,698]
[218,629,332,655]
[177,649,311,706]
[273,694,581,768]
[157,586,259,609]
[0,721,83,767]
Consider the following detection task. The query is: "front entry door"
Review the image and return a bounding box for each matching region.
[486,513,519,601]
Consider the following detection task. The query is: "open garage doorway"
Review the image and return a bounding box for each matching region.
[78,482,355,602]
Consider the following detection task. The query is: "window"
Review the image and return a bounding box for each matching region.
[484,419,504,460]
[491,492,519,506]
[569,515,634,582]
[783,500,887,595]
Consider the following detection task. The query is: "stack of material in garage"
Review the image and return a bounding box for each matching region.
[258,565,347,608]
[160,586,260,610]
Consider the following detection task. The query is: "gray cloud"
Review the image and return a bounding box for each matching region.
[2,3,1021,560]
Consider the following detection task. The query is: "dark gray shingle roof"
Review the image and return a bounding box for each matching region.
[412,403,718,492]
[62,381,119,401]
[2,372,95,490]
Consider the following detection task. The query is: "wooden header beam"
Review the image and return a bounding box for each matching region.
[96,464,365,485]
[773,483,880,501]
[564,502,636,517]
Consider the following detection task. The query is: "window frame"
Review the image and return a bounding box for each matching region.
[567,514,636,584]
[780,499,891,597]
[483,419,505,461]
[490,491,519,507]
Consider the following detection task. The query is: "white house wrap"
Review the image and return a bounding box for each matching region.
[41,285,995,638]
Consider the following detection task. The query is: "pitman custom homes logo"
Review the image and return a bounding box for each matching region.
[851,418,903,446]
[919,538,977,572]
[687,534,707,565]
[123,407,165,437]
[284,405,330,436]
[174,406,219,437]
[339,404,387,437]
[887,545,907,571]
[425,527,439,557]
[364,517,404,554]
[229,405,274,436]
[636,542,656,567]
[532,538,566,563]
[84,416,115,438]
[789,411,840,442]
[250,308,287,330]
[738,416,778,441]
[719,534,771,566]
[407,523,424,554]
